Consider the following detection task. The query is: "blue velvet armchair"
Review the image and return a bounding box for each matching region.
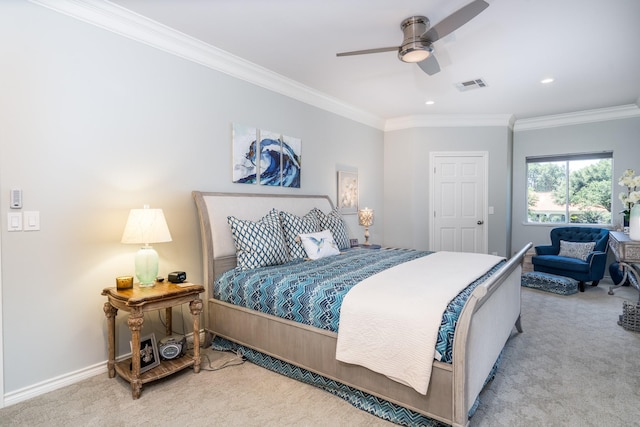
[532,227,609,292]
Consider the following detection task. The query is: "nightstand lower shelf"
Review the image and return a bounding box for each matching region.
[114,353,195,384]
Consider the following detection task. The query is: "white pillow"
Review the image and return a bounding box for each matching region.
[558,240,596,261]
[298,229,340,260]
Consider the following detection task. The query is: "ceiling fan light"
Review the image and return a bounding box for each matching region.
[398,40,431,63]
[399,42,431,63]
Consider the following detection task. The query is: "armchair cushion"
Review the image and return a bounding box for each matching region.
[533,254,591,273]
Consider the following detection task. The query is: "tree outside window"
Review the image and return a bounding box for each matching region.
[526,154,612,224]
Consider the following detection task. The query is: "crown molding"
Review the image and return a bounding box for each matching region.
[513,104,640,132]
[384,114,516,131]
[29,0,386,130]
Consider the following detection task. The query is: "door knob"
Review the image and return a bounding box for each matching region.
[477,220,484,225]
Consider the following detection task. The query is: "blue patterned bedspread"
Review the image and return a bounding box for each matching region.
[214,248,504,363]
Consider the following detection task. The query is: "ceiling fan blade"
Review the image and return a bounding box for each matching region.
[422,0,489,43]
[417,55,440,75]
[336,46,398,57]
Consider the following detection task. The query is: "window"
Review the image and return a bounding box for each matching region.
[526,152,612,224]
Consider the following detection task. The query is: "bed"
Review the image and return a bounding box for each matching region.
[193,191,531,427]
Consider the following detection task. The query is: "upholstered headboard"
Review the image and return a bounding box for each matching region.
[192,191,334,290]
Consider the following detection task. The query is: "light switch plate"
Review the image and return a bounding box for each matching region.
[23,211,40,231]
[8,212,22,231]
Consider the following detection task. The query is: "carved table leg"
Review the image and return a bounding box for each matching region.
[128,310,144,399]
[609,262,631,295]
[103,302,118,378]
[189,298,203,373]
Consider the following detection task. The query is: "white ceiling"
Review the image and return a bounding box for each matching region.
[109,0,640,122]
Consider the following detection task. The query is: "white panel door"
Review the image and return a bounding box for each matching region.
[430,152,487,253]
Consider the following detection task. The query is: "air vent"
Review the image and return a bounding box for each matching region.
[455,78,488,92]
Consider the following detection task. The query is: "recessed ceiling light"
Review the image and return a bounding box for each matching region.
[425,100,435,105]
[541,78,555,84]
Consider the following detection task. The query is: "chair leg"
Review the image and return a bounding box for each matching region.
[579,281,585,292]
[591,280,599,287]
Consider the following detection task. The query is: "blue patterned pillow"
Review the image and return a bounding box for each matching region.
[311,207,350,250]
[227,209,289,269]
[279,210,320,259]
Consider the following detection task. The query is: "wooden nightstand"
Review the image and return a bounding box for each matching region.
[102,281,204,399]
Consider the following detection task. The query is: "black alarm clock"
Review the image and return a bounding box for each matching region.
[158,335,186,360]
[168,271,186,283]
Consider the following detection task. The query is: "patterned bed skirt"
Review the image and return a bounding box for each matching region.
[213,337,501,426]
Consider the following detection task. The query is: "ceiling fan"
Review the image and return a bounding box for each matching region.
[336,0,489,75]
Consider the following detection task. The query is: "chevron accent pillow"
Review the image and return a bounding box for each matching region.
[227,209,289,269]
[311,207,350,250]
[279,210,320,259]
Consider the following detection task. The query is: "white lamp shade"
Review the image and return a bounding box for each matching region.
[121,207,172,245]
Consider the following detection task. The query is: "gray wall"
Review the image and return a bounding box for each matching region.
[383,126,512,256]
[511,116,640,253]
[0,3,383,395]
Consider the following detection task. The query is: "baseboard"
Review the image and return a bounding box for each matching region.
[3,361,107,407]
[2,329,208,407]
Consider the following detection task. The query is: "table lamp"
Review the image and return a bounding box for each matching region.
[121,205,172,287]
[358,207,374,246]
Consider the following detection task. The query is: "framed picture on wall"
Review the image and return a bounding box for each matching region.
[232,123,302,188]
[337,170,358,215]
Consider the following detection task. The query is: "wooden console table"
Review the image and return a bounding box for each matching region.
[102,281,204,399]
[607,231,640,300]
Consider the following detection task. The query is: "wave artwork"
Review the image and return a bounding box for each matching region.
[232,124,301,188]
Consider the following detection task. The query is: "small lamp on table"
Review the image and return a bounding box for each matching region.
[121,205,172,287]
[358,207,374,246]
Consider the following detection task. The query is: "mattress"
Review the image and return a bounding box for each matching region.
[214,248,505,363]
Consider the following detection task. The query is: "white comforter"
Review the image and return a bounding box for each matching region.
[335,251,503,395]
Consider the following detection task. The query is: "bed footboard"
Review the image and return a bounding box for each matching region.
[451,242,532,426]
[209,298,458,423]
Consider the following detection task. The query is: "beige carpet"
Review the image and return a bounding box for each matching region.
[2,279,639,426]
